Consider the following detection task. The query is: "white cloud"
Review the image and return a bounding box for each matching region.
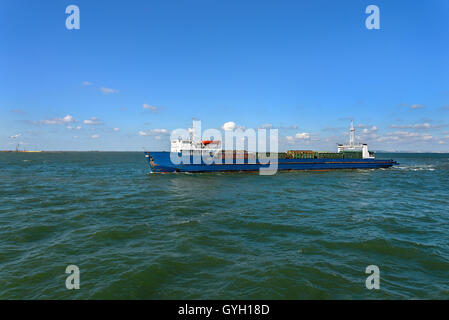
[83,117,103,125]
[410,104,425,110]
[222,121,237,131]
[362,126,378,134]
[388,131,420,137]
[285,132,313,143]
[113,128,120,132]
[350,124,407,145]
[91,134,100,139]
[139,128,169,136]
[260,123,273,129]
[391,123,431,129]
[81,81,92,86]
[143,104,159,112]
[295,132,310,139]
[63,115,75,122]
[151,128,168,134]
[415,123,431,129]
[38,114,76,125]
[376,136,399,142]
[376,130,436,144]
[100,87,119,94]
[76,126,82,130]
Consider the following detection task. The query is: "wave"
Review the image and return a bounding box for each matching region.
[395,165,436,171]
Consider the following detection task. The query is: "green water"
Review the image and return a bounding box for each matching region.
[1,152,448,299]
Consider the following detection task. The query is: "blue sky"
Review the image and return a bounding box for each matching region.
[1,0,448,151]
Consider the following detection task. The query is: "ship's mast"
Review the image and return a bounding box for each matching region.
[349,120,355,147]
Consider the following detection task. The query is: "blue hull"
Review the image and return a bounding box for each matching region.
[144,152,398,173]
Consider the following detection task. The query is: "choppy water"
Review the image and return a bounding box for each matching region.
[1,152,448,299]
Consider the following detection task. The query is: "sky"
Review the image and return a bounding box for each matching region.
[1,0,448,152]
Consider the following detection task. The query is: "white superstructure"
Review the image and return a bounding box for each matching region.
[170,122,221,153]
[337,120,374,159]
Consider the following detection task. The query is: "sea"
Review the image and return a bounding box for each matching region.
[1,152,448,299]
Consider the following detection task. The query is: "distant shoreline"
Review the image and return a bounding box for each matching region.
[0,150,43,153]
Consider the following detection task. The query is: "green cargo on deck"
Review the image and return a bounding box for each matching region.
[339,152,362,159]
[286,150,315,159]
[316,152,344,159]
[279,150,376,159]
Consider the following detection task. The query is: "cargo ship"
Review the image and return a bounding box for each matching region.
[144,121,398,173]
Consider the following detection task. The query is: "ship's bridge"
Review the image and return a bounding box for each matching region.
[337,121,375,159]
[170,138,221,153]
